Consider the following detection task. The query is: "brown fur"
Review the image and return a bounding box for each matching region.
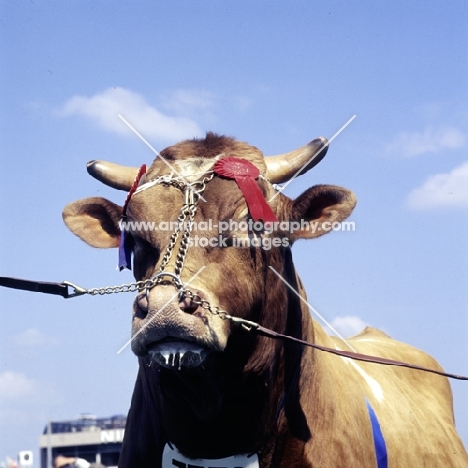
[62,134,468,467]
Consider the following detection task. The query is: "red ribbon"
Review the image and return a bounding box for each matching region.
[213,157,278,223]
[123,164,147,216]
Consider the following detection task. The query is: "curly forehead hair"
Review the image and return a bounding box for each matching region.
[159,132,263,162]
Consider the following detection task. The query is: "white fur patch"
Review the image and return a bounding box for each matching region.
[336,347,385,402]
[162,443,259,468]
[353,337,396,345]
[135,157,224,196]
[173,157,222,181]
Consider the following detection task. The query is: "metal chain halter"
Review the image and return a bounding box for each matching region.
[66,171,236,323]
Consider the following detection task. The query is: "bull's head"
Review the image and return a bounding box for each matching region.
[62,133,356,458]
[63,133,355,365]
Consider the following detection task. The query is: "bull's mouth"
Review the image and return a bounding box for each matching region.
[147,339,208,370]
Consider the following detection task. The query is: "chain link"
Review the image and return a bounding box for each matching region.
[85,276,160,296]
[78,280,230,323]
[158,208,189,273]
[174,204,197,277]
[179,288,230,321]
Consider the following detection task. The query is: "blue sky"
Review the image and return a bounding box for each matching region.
[1,1,467,463]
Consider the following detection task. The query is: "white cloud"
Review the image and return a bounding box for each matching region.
[0,371,61,406]
[12,328,57,347]
[0,372,63,431]
[386,126,465,157]
[406,161,468,210]
[161,89,216,119]
[326,315,368,337]
[0,371,39,400]
[231,95,252,113]
[58,87,203,143]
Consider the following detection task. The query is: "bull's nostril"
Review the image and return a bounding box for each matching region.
[179,290,207,314]
[179,296,199,314]
[136,292,149,319]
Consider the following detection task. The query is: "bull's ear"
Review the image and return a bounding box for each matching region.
[290,184,356,240]
[62,197,122,248]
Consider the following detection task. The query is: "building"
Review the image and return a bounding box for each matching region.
[39,414,126,468]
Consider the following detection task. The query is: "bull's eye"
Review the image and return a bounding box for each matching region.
[135,236,158,255]
[133,236,160,280]
[218,235,235,248]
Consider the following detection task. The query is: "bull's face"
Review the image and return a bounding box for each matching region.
[63,133,356,370]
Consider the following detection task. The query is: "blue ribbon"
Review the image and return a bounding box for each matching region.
[366,399,388,468]
[118,229,134,271]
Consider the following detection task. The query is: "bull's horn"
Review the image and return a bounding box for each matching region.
[265,137,329,184]
[87,160,139,191]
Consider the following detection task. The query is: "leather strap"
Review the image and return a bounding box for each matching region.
[249,323,468,381]
[0,276,70,298]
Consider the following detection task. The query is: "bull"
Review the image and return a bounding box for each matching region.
[63,133,467,467]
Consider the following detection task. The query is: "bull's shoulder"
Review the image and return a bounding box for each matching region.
[346,327,445,377]
[325,324,454,403]
[330,326,438,368]
[352,325,391,340]
[347,328,456,414]
[327,325,391,346]
[348,328,439,368]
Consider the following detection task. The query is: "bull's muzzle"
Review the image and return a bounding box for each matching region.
[131,285,222,369]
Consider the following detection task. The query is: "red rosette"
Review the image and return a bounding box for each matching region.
[214,157,260,178]
[214,156,277,223]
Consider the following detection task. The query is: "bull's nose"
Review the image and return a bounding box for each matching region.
[134,285,206,323]
[144,285,185,316]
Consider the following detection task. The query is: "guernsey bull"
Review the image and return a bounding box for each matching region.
[63,133,467,467]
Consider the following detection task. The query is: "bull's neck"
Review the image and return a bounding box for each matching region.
[155,340,286,459]
[150,248,315,460]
